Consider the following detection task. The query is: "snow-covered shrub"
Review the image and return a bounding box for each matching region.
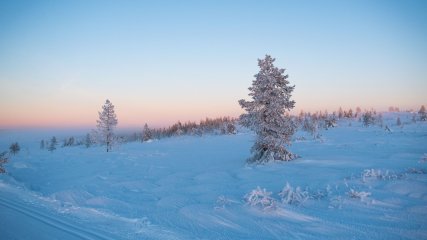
[329,196,343,209]
[278,182,309,205]
[310,185,333,200]
[362,169,382,180]
[419,154,427,163]
[361,169,398,181]
[215,195,232,209]
[406,168,426,174]
[244,187,276,211]
[348,189,371,201]
[362,169,382,181]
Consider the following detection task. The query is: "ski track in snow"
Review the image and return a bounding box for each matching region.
[0,196,114,240]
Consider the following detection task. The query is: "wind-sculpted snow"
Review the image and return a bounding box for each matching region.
[0,112,426,239]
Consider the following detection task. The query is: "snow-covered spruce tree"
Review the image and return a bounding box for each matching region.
[85,133,92,148]
[239,55,297,163]
[48,136,57,152]
[142,123,152,142]
[0,151,8,173]
[362,111,376,127]
[97,99,118,152]
[303,115,320,139]
[419,105,426,121]
[396,117,402,126]
[9,142,20,155]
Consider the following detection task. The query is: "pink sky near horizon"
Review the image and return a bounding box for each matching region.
[0,96,423,129]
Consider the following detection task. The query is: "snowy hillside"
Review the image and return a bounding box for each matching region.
[1,112,426,239]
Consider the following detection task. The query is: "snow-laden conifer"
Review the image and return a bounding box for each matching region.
[0,151,8,174]
[419,105,426,121]
[48,136,57,152]
[97,99,118,152]
[85,133,92,148]
[239,55,297,163]
[9,142,20,155]
[142,123,152,142]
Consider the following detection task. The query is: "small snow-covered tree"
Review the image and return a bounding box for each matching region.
[239,55,297,163]
[362,111,376,127]
[325,114,337,129]
[303,115,320,139]
[396,117,402,126]
[40,140,45,149]
[9,142,20,155]
[85,133,92,148]
[0,151,8,174]
[97,99,118,152]
[48,136,57,152]
[355,106,362,117]
[338,107,344,119]
[226,122,236,134]
[345,108,353,118]
[142,123,152,142]
[419,105,426,121]
[68,137,75,146]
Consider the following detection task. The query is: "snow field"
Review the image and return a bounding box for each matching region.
[0,112,426,239]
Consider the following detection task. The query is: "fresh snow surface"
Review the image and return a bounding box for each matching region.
[0,112,426,239]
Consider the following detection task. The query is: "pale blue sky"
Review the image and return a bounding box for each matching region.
[0,0,426,127]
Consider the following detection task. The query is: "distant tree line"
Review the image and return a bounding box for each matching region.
[120,116,237,143]
[38,116,237,152]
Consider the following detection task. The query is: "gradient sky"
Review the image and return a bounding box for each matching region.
[1,0,426,128]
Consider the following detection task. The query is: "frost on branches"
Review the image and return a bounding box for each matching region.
[97,99,118,152]
[239,55,297,163]
[244,186,276,211]
[279,182,309,205]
